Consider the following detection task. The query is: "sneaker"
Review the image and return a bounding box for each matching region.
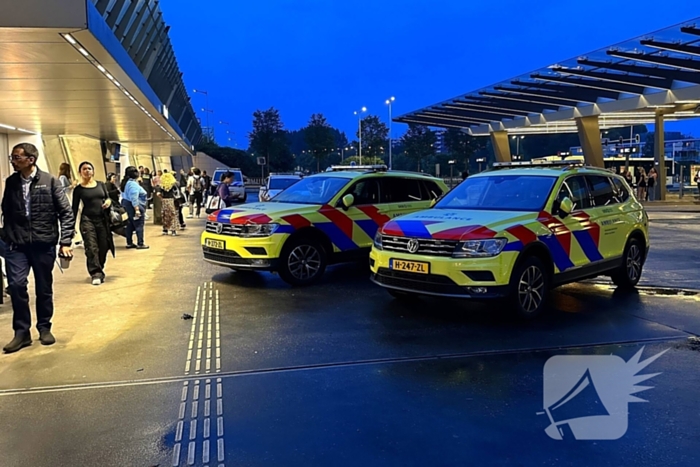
[3,334,31,353]
[126,244,137,249]
[92,277,101,286]
[39,330,56,346]
[181,224,187,230]
[137,244,150,250]
[171,231,177,236]
[162,231,168,235]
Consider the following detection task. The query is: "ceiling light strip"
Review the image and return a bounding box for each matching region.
[61,33,189,153]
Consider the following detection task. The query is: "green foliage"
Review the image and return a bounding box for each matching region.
[401,124,436,171]
[303,113,337,172]
[443,128,488,170]
[341,155,385,166]
[248,107,293,172]
[357,115,389,159]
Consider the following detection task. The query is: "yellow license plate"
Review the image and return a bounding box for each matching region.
[205,239,225,250]
[390,259,430,274]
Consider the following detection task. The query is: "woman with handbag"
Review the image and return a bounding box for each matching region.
[71,161,115,286]
[156,172,181,236]
[121,166,150,250]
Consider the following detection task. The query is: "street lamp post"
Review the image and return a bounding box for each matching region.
[385,97,395,169]
[512,135,525,157]
[193,89,210,136]
[354,107,367,165]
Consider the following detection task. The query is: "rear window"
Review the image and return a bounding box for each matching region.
[213,171,243,182]
[269,178,299,190]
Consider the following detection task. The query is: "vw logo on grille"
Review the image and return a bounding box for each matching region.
[407,239,420,253]
[215,223,223,234]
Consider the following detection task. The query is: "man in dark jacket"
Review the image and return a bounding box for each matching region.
[1,143,75,353]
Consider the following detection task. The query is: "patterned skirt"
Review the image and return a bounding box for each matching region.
[162,198,178,231]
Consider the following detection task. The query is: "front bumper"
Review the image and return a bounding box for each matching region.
[369,247,516,299]
[201,232,286,269]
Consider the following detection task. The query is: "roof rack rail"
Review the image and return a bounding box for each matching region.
[329,164,388,172]
[492,160,584,170]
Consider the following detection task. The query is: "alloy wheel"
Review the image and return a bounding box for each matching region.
[288,245,322,280]
[518,265,545,314]
[626,244,642,282]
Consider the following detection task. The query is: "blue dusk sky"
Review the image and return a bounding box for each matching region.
[160,1,700,147]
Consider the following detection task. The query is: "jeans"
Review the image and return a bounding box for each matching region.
[122,199,146,246]
[81,215,109,279]
[189,192,203,217]
[5,243,56,336]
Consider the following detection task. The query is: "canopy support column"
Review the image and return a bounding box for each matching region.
[655,112,666,201]
[575,116,604,168]
[490,131,512,163]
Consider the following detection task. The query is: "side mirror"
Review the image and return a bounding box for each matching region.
[558,197,573,218]
[341,194,354,210]
[429,197,438,208]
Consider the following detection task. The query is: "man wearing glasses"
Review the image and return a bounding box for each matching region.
[1,143,75,353]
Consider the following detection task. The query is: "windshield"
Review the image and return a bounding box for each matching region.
[270,176,350,205]
[436,174,557,211]
[269,178,300,190]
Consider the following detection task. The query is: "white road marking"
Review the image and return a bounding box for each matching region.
[173,283,228,466]
[171,443,181,466]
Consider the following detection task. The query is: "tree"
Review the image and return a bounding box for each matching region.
[196,140,257,176]
[443,128,488,171]
[303,113,336,172]
[342,155,385,166]
[401,124,436,171]
[248,107,293,173]
[357,115,389,160]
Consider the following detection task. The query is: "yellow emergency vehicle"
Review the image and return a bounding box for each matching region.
[370,160,649,318]
[202,166,448,285]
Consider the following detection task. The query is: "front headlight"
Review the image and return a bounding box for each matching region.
[373,231,383,250]
[240,223,279,237]
[452,238,507,258]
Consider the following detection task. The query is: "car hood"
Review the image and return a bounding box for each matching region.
[211,202,322,224]
[381,209,541,240]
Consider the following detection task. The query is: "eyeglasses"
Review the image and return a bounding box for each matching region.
[8,155,29,162]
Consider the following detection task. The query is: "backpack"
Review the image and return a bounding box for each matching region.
[192,176,204,193]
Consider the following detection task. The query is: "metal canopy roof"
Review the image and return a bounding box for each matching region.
[397,18,700,136]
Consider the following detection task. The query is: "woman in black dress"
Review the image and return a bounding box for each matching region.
[72,162,115,285]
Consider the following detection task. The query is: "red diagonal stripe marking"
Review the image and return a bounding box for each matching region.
[356,205,391,227]
[229,214,273,224]
[381,220,404,236]
[506,225,537,246]
[538,210,571,256]
[319,205,354,239]
[281,214,312,230]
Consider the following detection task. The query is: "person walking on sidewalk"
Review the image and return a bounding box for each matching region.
[218,171,236,207]
[120,166,149,250]
[647,167,657,201]
[187,168,205,218]
[156,172,180,236]
[1,142,75,353]
[71,162,115,285]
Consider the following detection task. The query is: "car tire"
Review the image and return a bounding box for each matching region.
[611,238,644,289]
[278,236,327,286]
[387,289,417,301]
[509,256,549,319]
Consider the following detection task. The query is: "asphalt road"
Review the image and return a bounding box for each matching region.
[0,213,699,466]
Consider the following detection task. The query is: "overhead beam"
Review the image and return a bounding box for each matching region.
[577,58,700,85]
[492,86,595,104]
[531,73,646,95]
[432,106,526,121]
[680,26,700,37]
[480,91,573,109]
[417,111,490,124]
[553,65,672,90]
[395,117,476,130]
[444,102,531,117]
[460,97,560,113]
[511,79,621,100]
[606,49,700,72]
[640,39,700,58]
